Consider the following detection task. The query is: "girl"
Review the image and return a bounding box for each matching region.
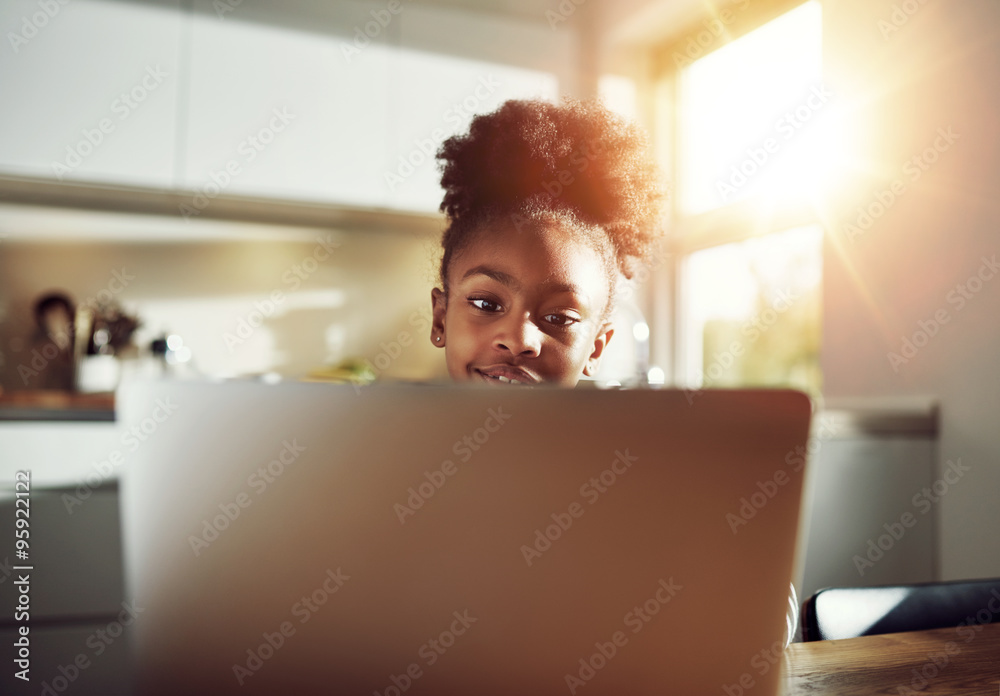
[428,98,668,387]
[424,97,802,644]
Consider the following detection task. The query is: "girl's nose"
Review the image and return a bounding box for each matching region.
[493,313,542,357]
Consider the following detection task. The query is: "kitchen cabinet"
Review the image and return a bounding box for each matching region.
[0,419,122,488]
[0,0,182,189]
[387,5,566,211]
[0,487,130,695]
[0,0,574,212]
[182,0,569,213]
[181,0,395,209]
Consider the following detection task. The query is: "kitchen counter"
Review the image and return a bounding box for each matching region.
[0,389,115,422]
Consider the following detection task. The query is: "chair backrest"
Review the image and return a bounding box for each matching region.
[801,578,1000,641]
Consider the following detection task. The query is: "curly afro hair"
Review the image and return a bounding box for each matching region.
[435,97,668,313]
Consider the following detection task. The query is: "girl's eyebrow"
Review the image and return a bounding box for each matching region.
[461,265,584,297]
[462,265,520,289]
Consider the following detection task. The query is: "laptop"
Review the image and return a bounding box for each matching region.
[118,379,812,695]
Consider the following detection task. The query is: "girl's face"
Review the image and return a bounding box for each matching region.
[430,221,614,387]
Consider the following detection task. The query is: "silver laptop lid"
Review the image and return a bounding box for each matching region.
[119,380,811,695]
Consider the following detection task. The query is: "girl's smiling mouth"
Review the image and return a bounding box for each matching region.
[474,365,538,386]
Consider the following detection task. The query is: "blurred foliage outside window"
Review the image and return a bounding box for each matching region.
[684,225,822,395]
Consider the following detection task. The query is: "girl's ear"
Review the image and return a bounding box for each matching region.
[430,287,447,348]
[583,324,614,377]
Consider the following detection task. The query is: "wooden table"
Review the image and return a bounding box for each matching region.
[785,622,1000,695]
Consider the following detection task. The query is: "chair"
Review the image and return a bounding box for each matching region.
[801,578,1000,641]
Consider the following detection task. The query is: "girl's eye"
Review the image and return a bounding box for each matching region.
[470,298,501,313]
[545,313,579,327]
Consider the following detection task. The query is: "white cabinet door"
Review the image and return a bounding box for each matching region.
[387,5,566,212]
[181,0,394,209]
[1,0,575,210]
[0,0,181,188]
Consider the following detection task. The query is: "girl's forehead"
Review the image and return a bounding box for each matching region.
[461,220,601,263]
[448,222,611,299]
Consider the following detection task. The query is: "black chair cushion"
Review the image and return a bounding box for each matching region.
[801,578,1000,641]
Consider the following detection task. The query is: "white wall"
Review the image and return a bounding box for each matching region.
[822,0,1000,580]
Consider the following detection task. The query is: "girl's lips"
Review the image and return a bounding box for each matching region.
[474,366,538,385]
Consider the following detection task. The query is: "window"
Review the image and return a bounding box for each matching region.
[681,224,822,390]
[659,0,830,395]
